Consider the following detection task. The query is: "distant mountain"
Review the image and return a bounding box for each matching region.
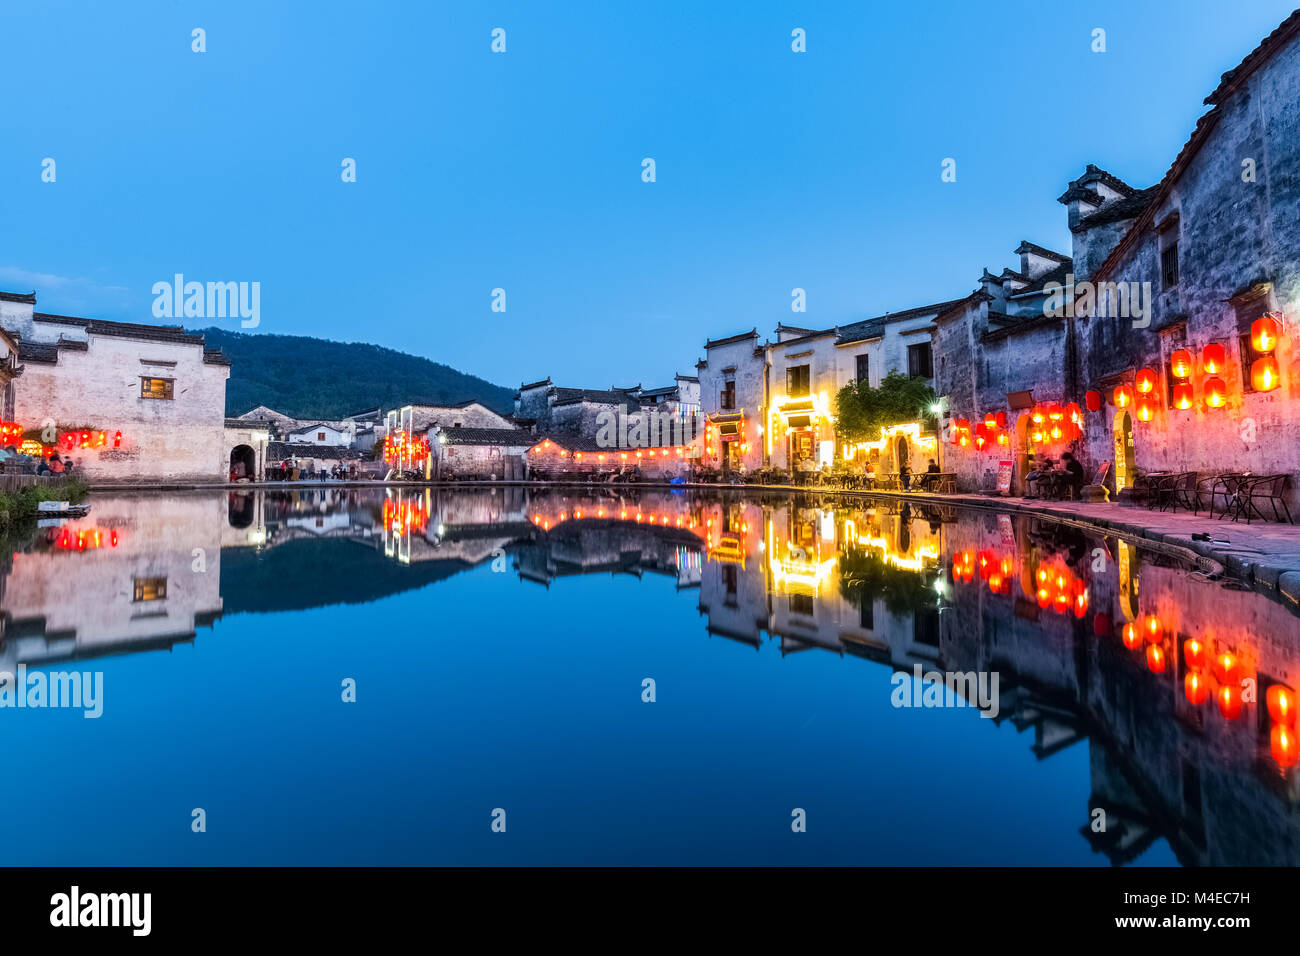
[198,328,516,420]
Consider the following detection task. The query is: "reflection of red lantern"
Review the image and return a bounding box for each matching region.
[1171,382,1194,410]
[1113,385,1133,408]
[1143,614,1162,642]
[1251,355,1280,392]
[1267,685,1296,725]
[1272,724,1299,768]
[1214,653,1239,684]
[1204,377,1227,409]
[1185,672,1209,706]
[1202,343,1226,375]
[1251,315,1280,353]
[1218,684,1243,720]
[1135,368,1159,394]
[1183,638,1205,670]
[1085,390,1101,412]
[1170,349,1193,379]
[1146,645,1166,673]
[1122,622,1142,650]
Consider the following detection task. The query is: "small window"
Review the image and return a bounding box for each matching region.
[907,343,933,379]
[133,577,168,602]
[1161,243,1179,289]
[140,377,174,400]
[721,381,736,410]
[786,364,811,397]
[317,432,326,441]
[859,595,874,630]
[855,353,870,384]
[789,593,814,616]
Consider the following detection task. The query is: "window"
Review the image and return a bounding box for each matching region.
[140,377,174,400]
[789,593,814,617]
[1162,243,1179,289]
[859,595,874,630]
[721,380,735,410]
[317,432,326,441]
[133,577,168,602]
[855,353,870,384]
[786,364,811,397]
[1236,294,1271,393]
[907,343,933,379]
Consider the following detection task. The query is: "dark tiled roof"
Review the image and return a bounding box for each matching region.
[835,297,968,345]
[1075,186,1160,231]
[552,388,639,411]
[771,328,835,348]
[1008,261,1074,297]
[56,336,88,351]
[437,427,534,446]
[704,328,758,350]
[17,342,58,364]
[674,374,698,383]
[203,348,231,366]
[266,441,364,461]
[33,312,91,326]
[519,378,552,391]
[0,290,36,304]
[1014,240,1072,263]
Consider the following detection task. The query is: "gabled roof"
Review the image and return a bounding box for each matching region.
[0,290,36,304]
[1075,186,1160,232]
[835,297,968,345]
[703,328,758,350]
[1014,240,1072,263]
[519,377,552,391]
[436,426,533,446]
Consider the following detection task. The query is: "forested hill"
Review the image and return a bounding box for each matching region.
[199,328,516,419]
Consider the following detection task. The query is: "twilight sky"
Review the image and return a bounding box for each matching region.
[1,0,1294,390]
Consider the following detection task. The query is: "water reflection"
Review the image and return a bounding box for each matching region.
[4,485,1300,865]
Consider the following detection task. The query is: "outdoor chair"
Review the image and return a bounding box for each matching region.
[1232,474,1293,525]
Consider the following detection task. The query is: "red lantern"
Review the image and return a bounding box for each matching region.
[1218,684,1243,720]
[1183,638,1205,670]
[1030,405,1045,425]
[1185,672,1209,706]
[994,411,1007,428]
[1135,396,1156,422]
[1170,349,1193,379]
[1135,368,1159,394]
[1251,315,1280,354]
[1267,685,1296,726]
[1066,402,1082,424]
[1272,725,1300,768]
[983,413,997,429]
[1143,614,1162,643]
[1085,390,1101,412]
[1204,377,1227,409]
[1146,645,1167,674]
[1251,355,1280,392]
[1122,622,1143,650]
[1113,385,1133,408]
[1213,653,1239,685]
[1202,343,1226,375]
[1171,382,1194,410]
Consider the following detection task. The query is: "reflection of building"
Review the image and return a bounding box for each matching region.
[0,494,224,667]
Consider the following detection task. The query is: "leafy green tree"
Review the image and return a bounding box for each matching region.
[834,370,938,444]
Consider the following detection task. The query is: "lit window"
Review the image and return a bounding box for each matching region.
[133,577,167,602]
[140,377,174,400]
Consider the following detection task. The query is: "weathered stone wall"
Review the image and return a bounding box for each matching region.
[16,333,229,483]
[1077,32,1300,505]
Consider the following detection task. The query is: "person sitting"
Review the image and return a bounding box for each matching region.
[49,456,65,475]
[863,461,877,489]
[899,461,912,491]
[36,457,52,476]
[1061,452,1085,500]
[62,457,75,474]
[919,458,941,491]
[1024,454,1051,498]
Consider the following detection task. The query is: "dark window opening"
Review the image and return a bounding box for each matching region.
[908,343,933,379]
[786,365,811,397]
[1161,243,1179,289]
[855,353,870,384]
[721,381,736,410]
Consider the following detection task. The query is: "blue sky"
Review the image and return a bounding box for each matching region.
[1,0,1295,390]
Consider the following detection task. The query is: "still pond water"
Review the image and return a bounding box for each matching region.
[4,485,1300,865]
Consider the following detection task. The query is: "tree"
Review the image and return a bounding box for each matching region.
[834,370,938,445]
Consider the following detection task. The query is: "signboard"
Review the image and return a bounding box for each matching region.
[996,459,1014,495]
[1093,460,1110,487]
